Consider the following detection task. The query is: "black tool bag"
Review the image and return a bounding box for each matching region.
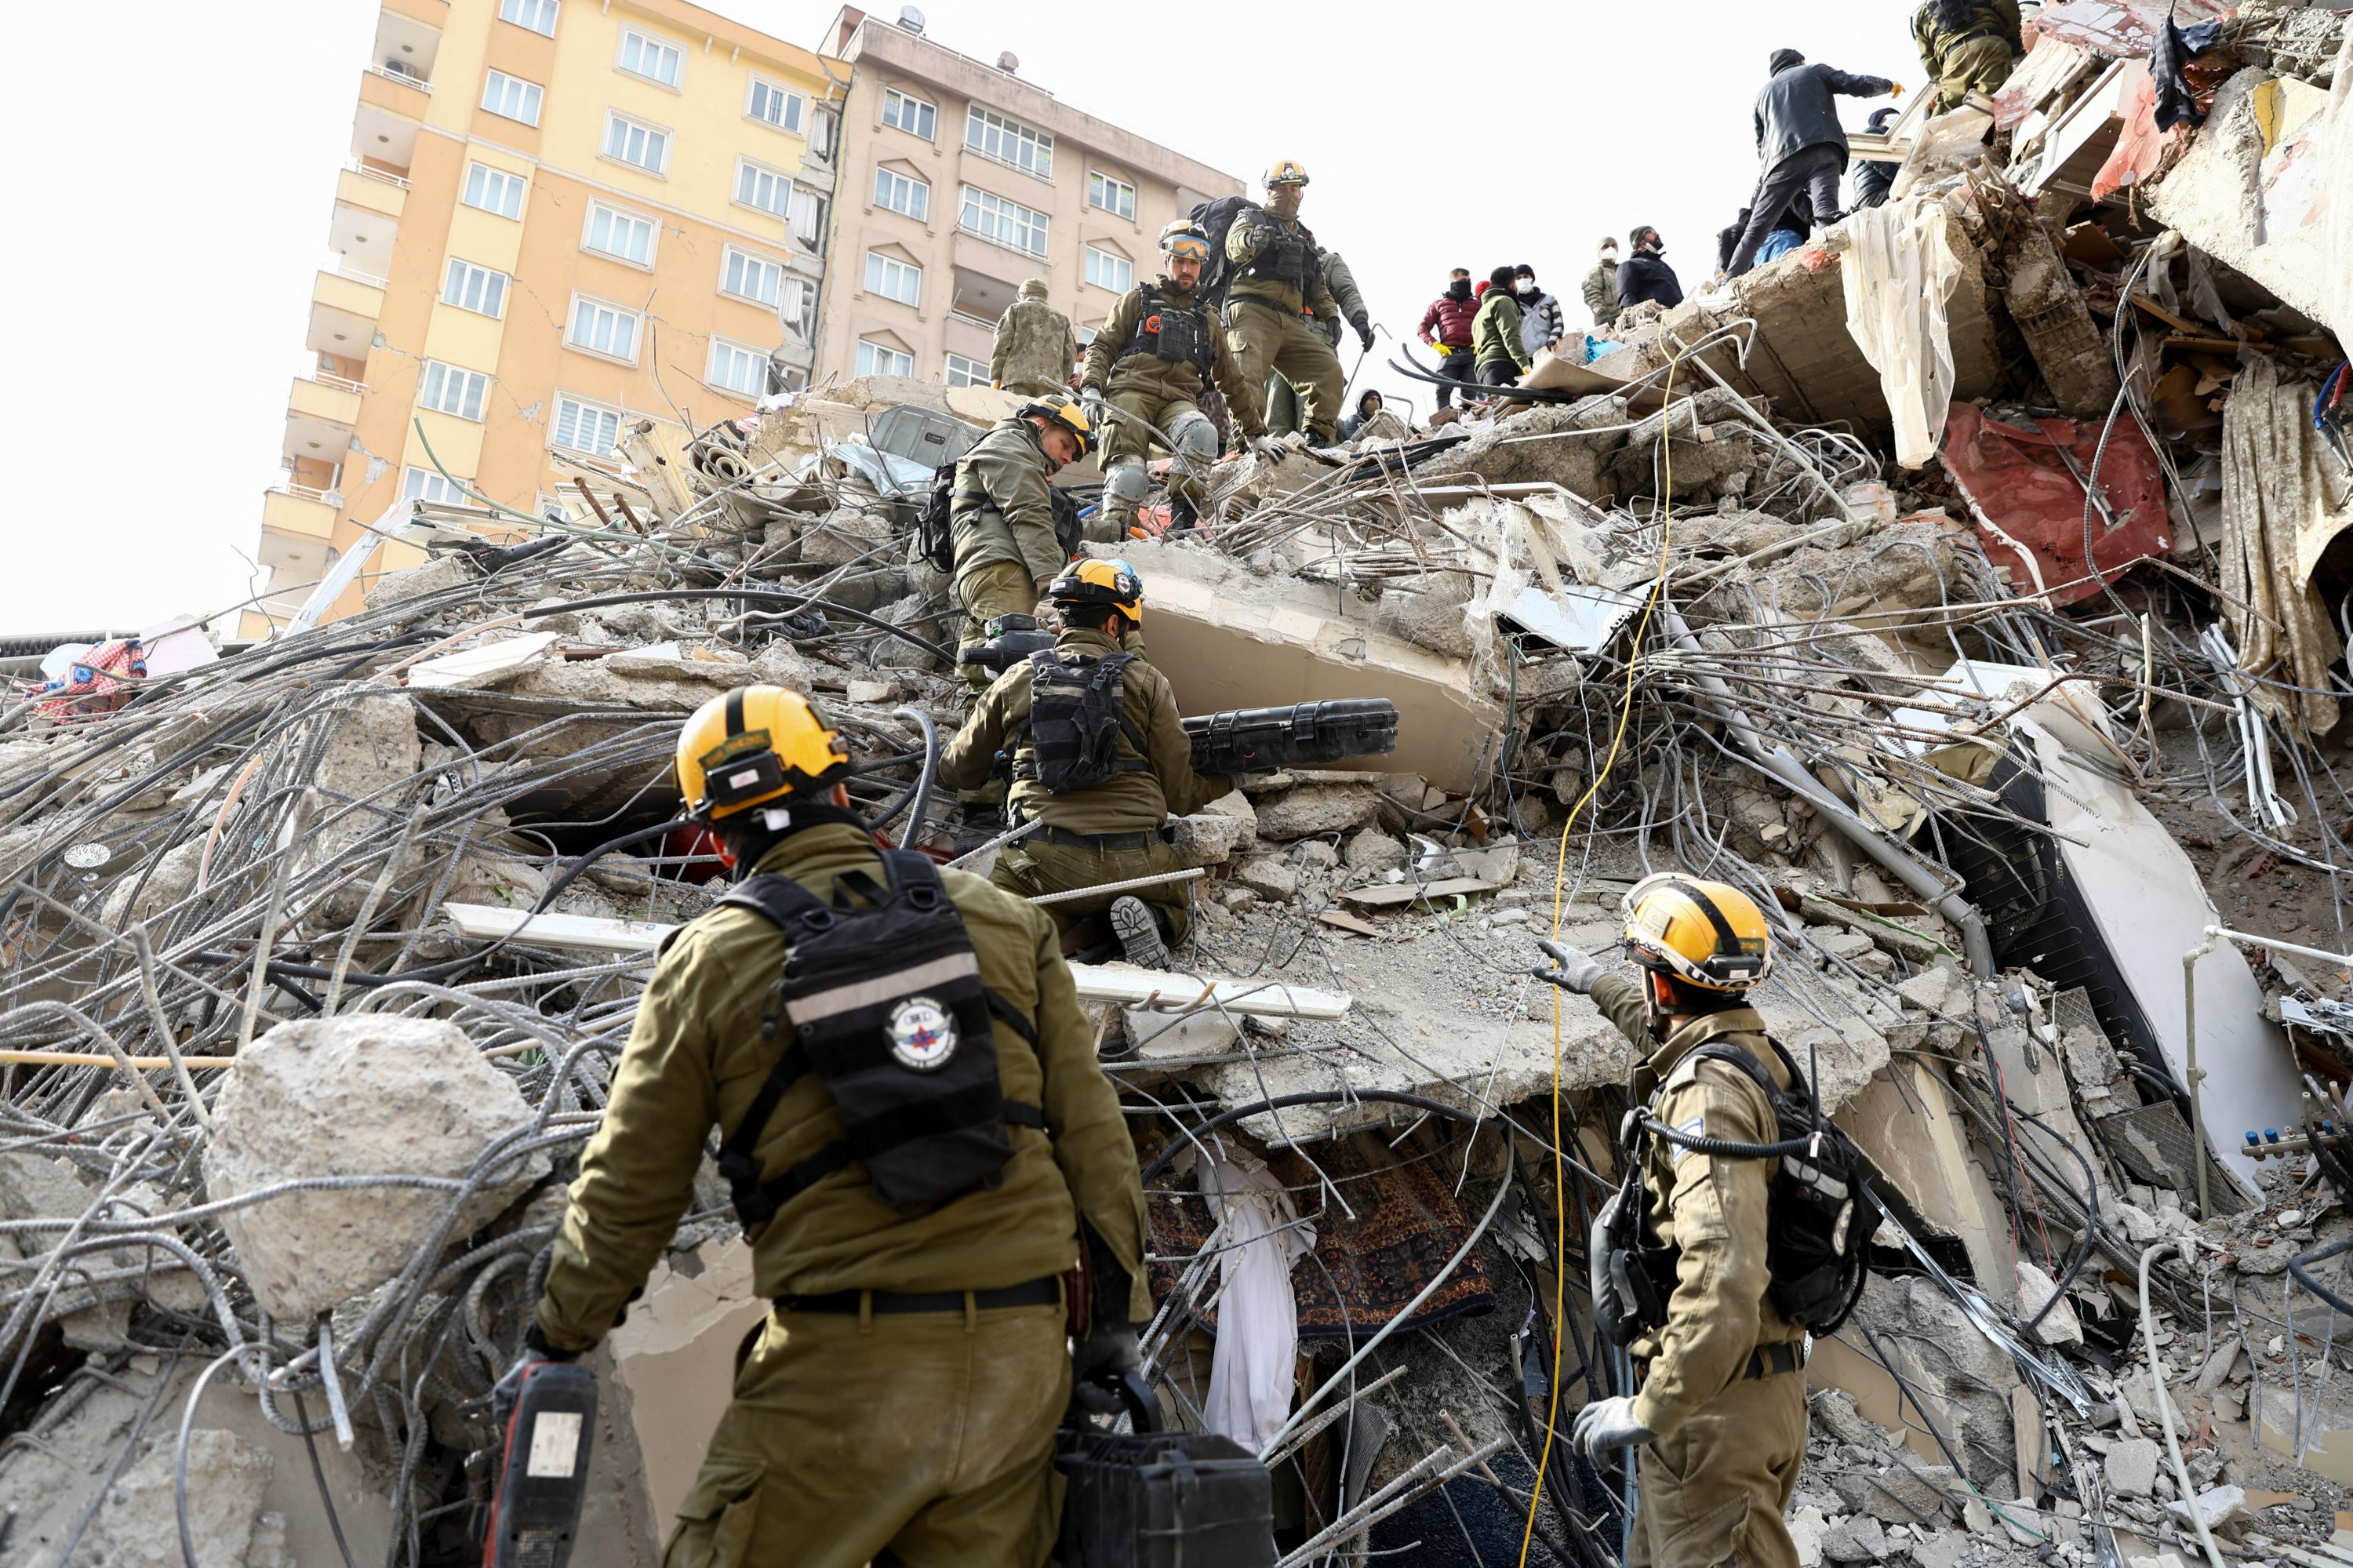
[1182,699,1398,776]
[716,851,1043,1219]
[1057,1373,1275,1568]
[1187,195,1251,305]
[917,470,1077,574]
[1018,650,1148,794]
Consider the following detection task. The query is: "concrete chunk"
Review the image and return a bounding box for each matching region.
[68,1428,278,1568]
[1250,783,1383,842]
[1820,1512,1887,1563]
[2104,1436,2161,1498]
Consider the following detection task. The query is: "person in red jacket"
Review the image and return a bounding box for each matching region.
[1417,267,1479,409]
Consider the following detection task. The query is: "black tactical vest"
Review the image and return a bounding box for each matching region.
[1122,285,1215,377]
[1241,218,1322,296]
[715,850,1045,1223]
[1014,649,1151,794]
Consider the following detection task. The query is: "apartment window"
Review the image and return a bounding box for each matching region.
[462,162,526,219]
[1088,172,1136,220]
[442,259,508,318]
[584,202,656,265]
[960,186,1048,258]
[481,70,544,126]
[873,166,929,221]
[402,467,470,504]
[568,297,641,362]
[1084,246,1132,294]
[603,112,670,175]
[966,106,1052,180]
[553,395,623,455]
[616,29,682,88]
[709,339,768,397]
[747,78,806,134]
[498,0,558,35]
[735,159,791,216]
[418,361,489,421]
[944,353,987,389]
[856,340,914,378]
[880,88,936,140]
[864,251,921,307]
[720,247,784,307]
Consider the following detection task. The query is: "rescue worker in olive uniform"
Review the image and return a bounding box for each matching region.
[947,397,1096,693]
[1547,875,1809,1568]
[522,686,1150,1568]
[991,278,1079,397]
[1224,161,1363,447]
[936,561,1230,970]
[1912,0,2023,112]
[1082,221,1276,536]
[1267,246,1369,438]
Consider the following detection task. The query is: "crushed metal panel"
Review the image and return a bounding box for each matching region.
[2100,1100,2249,1215]
[1940,403,2170,606]
[1493,582,1642,654]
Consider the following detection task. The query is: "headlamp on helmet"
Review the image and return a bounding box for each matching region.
[1046,558,1144,624]
[675,686,852,822]
[1020,398,1095,458]
[1621,873,1774,993]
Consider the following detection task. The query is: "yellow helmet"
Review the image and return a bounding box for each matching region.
[675,686,851,821]
[1264,159,1310,187]
[1020,397,1095,457]
[1047,558,1144,624]
[1158,220,1211,262]
[1622,874,1774,992]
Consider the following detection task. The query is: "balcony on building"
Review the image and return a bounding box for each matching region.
[285,360,363,466]
[308,265,384,369]
[352,7,434,178]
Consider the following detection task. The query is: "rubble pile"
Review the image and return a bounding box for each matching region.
[2,12,2351,1565]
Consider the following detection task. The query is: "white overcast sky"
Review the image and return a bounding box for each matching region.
[3,0,1918,635]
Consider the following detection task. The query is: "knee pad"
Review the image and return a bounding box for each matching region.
[1104,460,1151,507]
[1169,412,1220,462]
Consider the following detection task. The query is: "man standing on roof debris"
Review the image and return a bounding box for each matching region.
[1912,0,2023,113]
[1617,227,1685,314]
[1223,162,1358,446]
[1583,238,1623,332]
[526,684,1150,1568]
[1082,221,1273,537]
[991,278,1080,398]
[1419,267,1482,409]
[1850,104,1904,209]
[1473,266,1534,388]
[938,561,1231,968]
[948,398,1097,693]
[1268,246,1370,437]
[1726,49,1900,278]
[1513,265,1566,359]
[1545,876,1811,1568]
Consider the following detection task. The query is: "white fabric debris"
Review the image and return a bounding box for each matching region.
[1198,1153,1315,1452]
[1841,201,1962,467]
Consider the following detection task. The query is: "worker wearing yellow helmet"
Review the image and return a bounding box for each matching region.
[1081,220,1278,535]
[937,558,1233,968]
[525,684,1150,1566]
[947,394,1096,694]
[1221,160,1355,446]
[1537,874,1812,1568]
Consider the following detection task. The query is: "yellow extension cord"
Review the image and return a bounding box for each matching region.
[1516,349,1685,1568]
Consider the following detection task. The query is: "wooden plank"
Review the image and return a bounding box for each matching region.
[1317,909,1380,937]
[1336,877,1497,909]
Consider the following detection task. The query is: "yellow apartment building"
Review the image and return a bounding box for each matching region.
[248,0,839,639]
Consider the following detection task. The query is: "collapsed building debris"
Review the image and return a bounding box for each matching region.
[4,13,2353,1566]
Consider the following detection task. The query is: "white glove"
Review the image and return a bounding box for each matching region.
[1572,1395,1657,1457]
[1248,435,1286,463]
[1536,940,1604,995]
[1080,384,1105,415]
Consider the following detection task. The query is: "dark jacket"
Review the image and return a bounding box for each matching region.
[1338,395,1385,441]
[1617,252,1683,312]
[1850,156,1900,209]
[1418,290,1478,347]
[1753,62,1897,169]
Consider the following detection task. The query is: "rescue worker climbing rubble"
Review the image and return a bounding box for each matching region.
[523,685,1150,1568]
[991,278,1080,397]
[1082,220,1272,536]
[947,397,1096,693]
[1543,875,1812,1568]
[1223,161,1355,446]
[936,560,1232,970]
[1268,246,1370,437]
[1911,0,2024,112]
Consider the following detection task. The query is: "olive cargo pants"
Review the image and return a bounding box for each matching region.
[1224,301,1343,443]
[1936,35,2017,111]
[662,1297,1071,1568]
[1099,391,1209,536]
[1628,1367,1807,1568]
[990,838,1192,948]
[955,560,1043,694]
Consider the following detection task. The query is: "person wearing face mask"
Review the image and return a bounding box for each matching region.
[1471,265,1533,388]
[1581,238,1622,331]
[1511,265,1565,359]
[1417,268,1480,409]
[1223,162,1354,446]
[1617,227,1685,314]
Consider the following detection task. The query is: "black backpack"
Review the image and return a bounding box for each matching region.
[1016,650,1150,794]
[915,473,1084,576]
[1188,195,1253,306]
[1590,1035,1877,1344]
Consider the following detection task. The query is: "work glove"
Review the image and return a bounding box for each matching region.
[1572,1395,1657,1458]
[1889,82,1904,98]
[491,1323,579,1436]
[1080,384,1105,418]
[1248,435,1287,464]
[1534,939,1604,995]
[1351,315,1375,353]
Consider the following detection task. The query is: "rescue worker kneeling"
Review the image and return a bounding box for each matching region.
[1548,877,1812,1568]
[519,686,1150,1568]
[937,560,1231,970]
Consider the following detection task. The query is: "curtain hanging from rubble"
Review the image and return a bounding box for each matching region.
[1199,1154,1315,1451]
[2218,353,2351,733]
[1841,201,1963,467]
